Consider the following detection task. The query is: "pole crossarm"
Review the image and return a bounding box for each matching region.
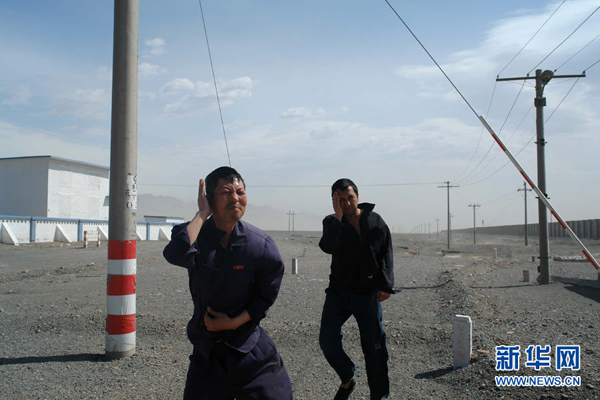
[496,73,586,81]
[479,116,599,270]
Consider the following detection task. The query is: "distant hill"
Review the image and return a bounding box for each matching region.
[136,193,323,231]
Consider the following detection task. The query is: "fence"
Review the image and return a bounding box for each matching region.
[450,218,600,240]
[0,215,177,245]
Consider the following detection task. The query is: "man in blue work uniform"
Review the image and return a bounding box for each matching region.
[319,178,394,400]
[163,166,292,400]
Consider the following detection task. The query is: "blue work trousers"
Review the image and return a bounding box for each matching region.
[319,287,389,400]
[183,328,293,400]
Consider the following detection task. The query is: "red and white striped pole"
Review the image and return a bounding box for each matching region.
[106,241,137,357]
[479,116,599,271]
[106,0,138,359]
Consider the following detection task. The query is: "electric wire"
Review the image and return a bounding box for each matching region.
[584,57,600,72]
[456,80,527,184]
[452,81,497,182]
[528,5,600,74]
[198,0,232,167]
[460,75,579,188]
[384,0,479,118]
[555,32,600,72]
[489,192,521,225]
[485,189,522,204]
[545,78,580,123]
[460,104,534,187]
[497,0,567,77]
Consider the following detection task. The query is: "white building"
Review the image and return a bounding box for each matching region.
[0,156,109,220]
[144,215,184,223]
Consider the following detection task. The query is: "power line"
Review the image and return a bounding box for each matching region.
[198,0,232,167]
[384,0,479,118]
[545,78,581,123]
[456,80,528,184]
[555,32,600,72]
[584,57,600,72]
[460,103,534,186]
[488,192,521,225]
[528,5,600,74]
[453,80,497,182]
[497,0,567,76]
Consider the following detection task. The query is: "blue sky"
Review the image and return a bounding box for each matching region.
[1,0,599,231]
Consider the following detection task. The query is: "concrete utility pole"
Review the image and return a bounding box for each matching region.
[287,211,291,232]
[106,0,138,360]
[497,69,585,284]
[435,218,440,237]
[291,211,296,232]
[518,182,533,246]
[468,204,481,245]
[438,182,458,250]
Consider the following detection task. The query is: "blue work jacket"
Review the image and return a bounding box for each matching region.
[163,217,284,358]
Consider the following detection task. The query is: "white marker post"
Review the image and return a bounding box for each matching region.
[291,258,298,274]
[453,315,472,369]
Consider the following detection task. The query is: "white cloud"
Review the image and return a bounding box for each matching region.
[160,77,256,115]
[160,78,195,95]
[145,38,167,56]
[139,62,167,78]
[49,88,110,119]
[280,106,349,119]
[396,1,600,102]
[1,83,31,106]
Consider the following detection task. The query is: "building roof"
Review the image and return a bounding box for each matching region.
[0,155,109,170]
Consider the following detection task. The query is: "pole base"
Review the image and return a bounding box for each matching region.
[105,348,135,360]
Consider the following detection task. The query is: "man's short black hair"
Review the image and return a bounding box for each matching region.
[205,166,245,206]
[331,178,358,197]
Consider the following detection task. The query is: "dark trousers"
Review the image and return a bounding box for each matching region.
[319,288,389,400]
[183,328,293,400]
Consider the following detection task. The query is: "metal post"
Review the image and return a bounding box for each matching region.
[535,69,551,284]
[106,0,138,360]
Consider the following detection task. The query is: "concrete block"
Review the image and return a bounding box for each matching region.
[1,222,19,246]
[158,227,170,241]
[98,226,108,240]
[54,225,71,243]
[453,314,472,369]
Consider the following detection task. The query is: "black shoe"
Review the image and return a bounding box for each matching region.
[333,379,356,400]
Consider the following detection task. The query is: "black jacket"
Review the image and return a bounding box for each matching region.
[319,203,394,294]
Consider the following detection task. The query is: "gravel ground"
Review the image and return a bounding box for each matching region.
[1,231,599,399]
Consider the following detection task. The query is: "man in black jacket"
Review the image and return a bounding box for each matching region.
[319,178,394,400]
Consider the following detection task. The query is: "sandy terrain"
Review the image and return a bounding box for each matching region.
[1,231,599,399]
